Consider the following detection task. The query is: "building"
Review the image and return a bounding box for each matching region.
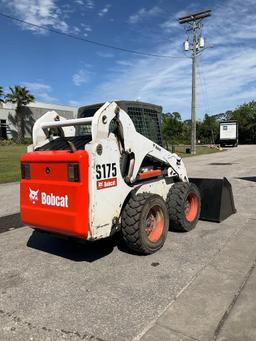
[78,100,163,146]
[0,102,77,140]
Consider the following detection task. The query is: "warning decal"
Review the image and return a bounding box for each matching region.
[97,177,117,190]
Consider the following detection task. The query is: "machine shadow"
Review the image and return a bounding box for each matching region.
[27,230,152,260]
[27,230,126,262]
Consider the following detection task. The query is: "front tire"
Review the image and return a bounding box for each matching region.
[121,193,169,254]
[166,182,201,232]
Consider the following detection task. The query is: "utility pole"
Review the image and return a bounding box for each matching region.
[191,21,197,155]
[178,10,211,155]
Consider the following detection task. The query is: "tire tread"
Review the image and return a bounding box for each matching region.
[121,193,169,254]
[122,193,150,254]
[166,182,200,232]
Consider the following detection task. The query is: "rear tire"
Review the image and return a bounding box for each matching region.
[166,182,201,232]
[121,193,169,254]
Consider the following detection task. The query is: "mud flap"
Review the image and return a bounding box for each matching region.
[189,177,236,222]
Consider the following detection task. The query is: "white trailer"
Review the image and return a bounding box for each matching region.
[219,121,238,147]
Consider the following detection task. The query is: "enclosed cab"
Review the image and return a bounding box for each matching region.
[219,121,238,147]
[78,100,163,146]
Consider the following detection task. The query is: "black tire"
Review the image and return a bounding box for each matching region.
[166,182,201,232]
[121,193,169,255]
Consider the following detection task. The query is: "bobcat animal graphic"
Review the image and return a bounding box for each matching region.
[29,188,39,204]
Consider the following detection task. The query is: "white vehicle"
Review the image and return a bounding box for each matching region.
[20,101,202,254]
[219,121,238,147]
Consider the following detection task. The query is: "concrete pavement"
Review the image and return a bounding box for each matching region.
[217,262,256,341]
[139,219,256,341]
[139,146,256,340]
[0,183,23,233]
[0,145,256,340]
[0,182,19,217]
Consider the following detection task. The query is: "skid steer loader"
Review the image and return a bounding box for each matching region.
[20,101,202,254]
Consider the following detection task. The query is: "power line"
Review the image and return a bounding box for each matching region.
[0,12,188,60]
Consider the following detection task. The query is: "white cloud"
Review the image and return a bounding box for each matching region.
[38,92,58,102]
[1,0,69,33]
[21,82,58,103]
[161,19,179,31]
[97,51,114,58]
[116,60,133,66]
[68,100,81,107]
[14,0,255,117]
[81,23,92,31]
[197,49,256,108]
[98,4,111,17]
[72,26,81,34]
[22,82,51,92]
[78,0,256,118]
[75,0,94,8]
[206,0,256,44]
[72,69,90,86]
[80,23,92,37]
[61,3,75,18]
[129,6,162,24]
[85,0,94,9]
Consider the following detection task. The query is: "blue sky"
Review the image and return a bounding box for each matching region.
[0,0,255,119]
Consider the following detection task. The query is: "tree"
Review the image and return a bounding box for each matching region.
[231,101,256,144]
[162,112,183,148]
[181,120,191,144]
[198,114,219,144]
[5,86,35,143]
[212,110,233,122]
[0,86,4,103]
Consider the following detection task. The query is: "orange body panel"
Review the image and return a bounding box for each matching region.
[20,150,89,239]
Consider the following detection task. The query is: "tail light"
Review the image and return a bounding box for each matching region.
[68,163,80,182]
[21,163,31,179]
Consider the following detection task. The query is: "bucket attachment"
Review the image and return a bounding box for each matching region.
[189,177,236,223]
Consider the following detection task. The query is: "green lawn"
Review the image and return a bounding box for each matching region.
[0,145,27,184]
[0,144,223,184]
[174,145,223,158]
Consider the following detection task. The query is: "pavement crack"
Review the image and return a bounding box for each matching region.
[0,309,107,340]
[157,323,200,341]
[213,257,256,340]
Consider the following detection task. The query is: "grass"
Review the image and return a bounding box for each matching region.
[174,145,223,158]
[0,145,27,184]
[0,143,223,184]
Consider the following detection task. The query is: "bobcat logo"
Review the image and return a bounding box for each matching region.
[29,188,39,204]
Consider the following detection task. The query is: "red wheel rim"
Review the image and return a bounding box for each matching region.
[145,205,164,242]
[185,193,198,222]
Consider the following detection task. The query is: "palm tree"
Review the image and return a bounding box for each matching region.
[5,86,35,143]
[0,86,4,103]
